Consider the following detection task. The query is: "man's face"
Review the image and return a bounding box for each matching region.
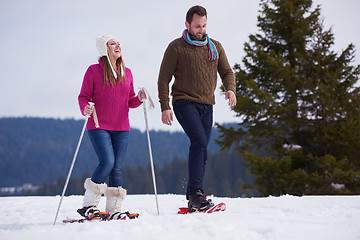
[185,14,207,40]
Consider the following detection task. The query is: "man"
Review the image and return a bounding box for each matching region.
[157,5,236,212]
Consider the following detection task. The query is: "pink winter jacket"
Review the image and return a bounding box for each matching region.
[78,59,142,131]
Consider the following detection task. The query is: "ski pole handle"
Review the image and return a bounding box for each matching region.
[140,87,155,109]
[88,102,99,128]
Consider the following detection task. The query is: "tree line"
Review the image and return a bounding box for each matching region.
[0,117,226,188]
[23,150,256,198]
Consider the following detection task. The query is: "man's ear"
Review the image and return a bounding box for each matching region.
[185,21,190,30]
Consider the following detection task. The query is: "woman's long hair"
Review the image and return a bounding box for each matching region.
[100,47,126,88]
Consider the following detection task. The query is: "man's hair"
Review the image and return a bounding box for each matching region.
[186,5,207,24]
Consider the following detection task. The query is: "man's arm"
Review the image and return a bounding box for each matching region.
[216,42,237,106]
[216,42,236,93]
[157,41,178,125]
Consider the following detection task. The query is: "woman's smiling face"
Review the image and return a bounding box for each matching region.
[107,39,121,60]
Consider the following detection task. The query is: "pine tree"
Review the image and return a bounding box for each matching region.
[216,0,360,196]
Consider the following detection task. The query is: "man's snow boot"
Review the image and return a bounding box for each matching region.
[105,186,127,220]
[77,178,107,219]
[188,190,214,212]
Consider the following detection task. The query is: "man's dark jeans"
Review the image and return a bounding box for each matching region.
[173,100,213,199]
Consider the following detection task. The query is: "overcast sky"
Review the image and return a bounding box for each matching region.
[1,0,359,132]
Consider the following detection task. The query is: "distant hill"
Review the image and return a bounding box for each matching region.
[0,117,237,187]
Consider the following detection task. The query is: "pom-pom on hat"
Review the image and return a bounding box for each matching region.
[96,35,119,78]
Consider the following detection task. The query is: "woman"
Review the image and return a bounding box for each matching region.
[77,35,146,220]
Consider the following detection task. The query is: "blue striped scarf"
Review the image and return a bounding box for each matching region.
[182,29,219,61]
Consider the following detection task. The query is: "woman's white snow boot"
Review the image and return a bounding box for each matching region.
[77,178,107,219]
[105,186,127,220]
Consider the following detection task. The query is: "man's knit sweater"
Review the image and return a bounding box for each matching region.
[158,36,236,112]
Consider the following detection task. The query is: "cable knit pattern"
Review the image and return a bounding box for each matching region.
[78,60,142,131]
[158,37,236,112]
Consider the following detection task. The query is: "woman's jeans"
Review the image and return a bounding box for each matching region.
[173,100,213,199]
[87,129,129,187]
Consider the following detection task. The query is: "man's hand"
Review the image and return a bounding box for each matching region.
[162,110,173,126]
[225,90,237,107]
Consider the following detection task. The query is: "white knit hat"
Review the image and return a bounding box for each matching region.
[96,35,119,78]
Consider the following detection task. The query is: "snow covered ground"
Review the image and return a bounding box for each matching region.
[1,194,359,240]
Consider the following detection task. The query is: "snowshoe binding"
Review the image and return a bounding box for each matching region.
[77,206,109,220]
[108,211,139,220]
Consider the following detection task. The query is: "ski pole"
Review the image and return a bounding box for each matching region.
[140,87,159,215]
[53,102,95,225]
